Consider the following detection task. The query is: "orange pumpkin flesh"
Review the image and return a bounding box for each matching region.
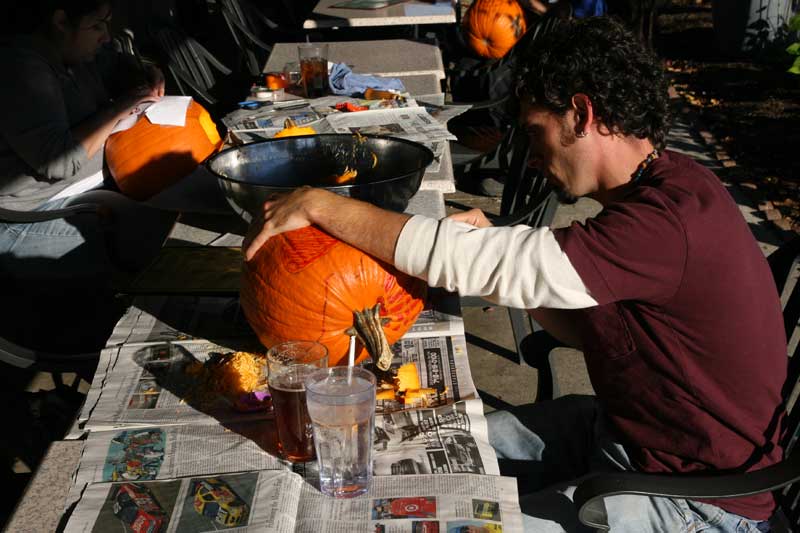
[105,100,222,201]
[273,118,316,138]
[463,0,528,59]
[241,226,427,368]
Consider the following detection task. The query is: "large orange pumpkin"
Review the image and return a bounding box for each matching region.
[105,100,222,201]
[241,226,427,368]
[463,0,528,59]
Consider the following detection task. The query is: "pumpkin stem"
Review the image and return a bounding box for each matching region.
[352,303,394,371]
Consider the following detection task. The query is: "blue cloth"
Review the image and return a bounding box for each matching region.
[488,395,768,532]
[328,62,405,97]
[572,0,606,18]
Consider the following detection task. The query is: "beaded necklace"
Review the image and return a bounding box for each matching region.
[631,149,660,184]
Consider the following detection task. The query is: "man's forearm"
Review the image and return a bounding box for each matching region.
[308,190,411,264]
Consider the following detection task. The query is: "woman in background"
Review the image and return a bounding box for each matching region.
[0,0,168,353]
[0,0,163,214]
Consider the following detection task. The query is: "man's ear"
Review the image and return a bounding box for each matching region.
[571,93,594,137]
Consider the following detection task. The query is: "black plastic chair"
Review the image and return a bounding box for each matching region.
[151,24,233,107]
[218,0,275,77]
[566,236,800,531]
[0,204,113,386]
[218,0,314,77]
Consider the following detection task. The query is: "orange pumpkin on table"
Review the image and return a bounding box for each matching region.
[105,100,222,201]
[241,226,427,368]
[463,0,528,59]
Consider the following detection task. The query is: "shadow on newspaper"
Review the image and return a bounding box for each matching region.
[126,341,281,454]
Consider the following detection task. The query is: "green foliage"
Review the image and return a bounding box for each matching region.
[789,13,800,74]
[743,12,799,67]
[790,13,800,32]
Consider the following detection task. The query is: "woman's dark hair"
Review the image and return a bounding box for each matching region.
[517,16,670,150]
[8,0,111,35]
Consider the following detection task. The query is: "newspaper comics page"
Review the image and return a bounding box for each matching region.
[63,470,303,533]
[74,425,286,487]
[64,471,523,533]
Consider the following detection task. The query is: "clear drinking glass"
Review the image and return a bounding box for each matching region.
[305,366,376,498]
[267,341,328,462]
[297,43,329,98]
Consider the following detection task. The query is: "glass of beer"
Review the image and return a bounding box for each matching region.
[267,341,328,462]
[305,366,376,498]
[298,43,329,98]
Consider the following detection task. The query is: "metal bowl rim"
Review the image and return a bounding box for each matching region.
[206,133,435,190]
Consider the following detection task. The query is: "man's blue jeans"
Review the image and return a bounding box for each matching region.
[487,395,768,532]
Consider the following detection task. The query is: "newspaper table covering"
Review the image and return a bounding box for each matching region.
[60,295,523,531]
[64,470,524,532]
[73,425,285,487]
[76,297,472,431]
[73,397,496,489]
[222,96,465,157]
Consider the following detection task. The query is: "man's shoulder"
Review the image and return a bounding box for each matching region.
[623,150,732,221]
[645,150,722,193]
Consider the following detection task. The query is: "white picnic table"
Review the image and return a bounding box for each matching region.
[263,39,446,80]
[303,0,457,30]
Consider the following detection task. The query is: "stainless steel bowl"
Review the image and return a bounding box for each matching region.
[206,134,434,221]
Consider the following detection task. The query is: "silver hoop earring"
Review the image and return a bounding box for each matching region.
[576,130,588,138]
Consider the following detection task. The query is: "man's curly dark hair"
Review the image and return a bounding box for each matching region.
[518,16,670,150]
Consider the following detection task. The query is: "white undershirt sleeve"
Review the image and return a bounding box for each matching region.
[394,215,598,309]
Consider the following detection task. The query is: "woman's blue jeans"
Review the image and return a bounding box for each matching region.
[0,196,112,282]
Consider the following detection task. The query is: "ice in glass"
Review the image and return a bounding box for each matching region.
[305,366,376,498]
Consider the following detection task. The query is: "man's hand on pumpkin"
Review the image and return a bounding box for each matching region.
[243,187,322,261]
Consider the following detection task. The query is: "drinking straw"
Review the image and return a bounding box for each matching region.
[348,335,356,367]
[348,334,356,385]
